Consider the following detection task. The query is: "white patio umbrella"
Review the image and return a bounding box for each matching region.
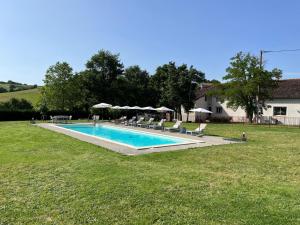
[127,106,143,118]
[190,108,212,114]
[111,105,122,109]
[92,103,112,108]
[141,106,156,111]
[155,106,174,112]
[119,106,131,110]
[156,106,174,121]
[92,103,112,120]
[190,107,212,129]
[130,106,143,110]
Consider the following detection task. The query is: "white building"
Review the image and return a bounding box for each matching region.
[182,79,300,125]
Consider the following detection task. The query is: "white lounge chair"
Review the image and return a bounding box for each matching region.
[119,116,127,124]
[138,118,154,128]
[165,121,182,132]
[186,123,207,135]
[126,116,136,126]
[149,119,165,130]
[133,117,145,126]
[114,116,125,124]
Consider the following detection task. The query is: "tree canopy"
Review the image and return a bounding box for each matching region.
[41,50,206,117]
[0,98,33,111]
[150,62,205,120]
[215,52,282,122]
[42,62,77,111]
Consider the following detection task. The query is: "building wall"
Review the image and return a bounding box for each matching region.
[263,99,300,117]
[181,96,300,124]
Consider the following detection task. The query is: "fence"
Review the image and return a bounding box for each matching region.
[260,116,300,126]
[230,116,300,127]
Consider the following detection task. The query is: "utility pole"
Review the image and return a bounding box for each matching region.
[256,48,300,123]
[256,50,263,123]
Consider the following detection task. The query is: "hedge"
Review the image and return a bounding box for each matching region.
[0,110,89,121]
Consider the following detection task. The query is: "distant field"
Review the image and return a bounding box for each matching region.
[0,88,41,107]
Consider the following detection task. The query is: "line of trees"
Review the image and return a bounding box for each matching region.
[41,50,205,120]
[41,50,282,123]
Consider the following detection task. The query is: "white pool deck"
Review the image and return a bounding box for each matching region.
[37,122,241,155]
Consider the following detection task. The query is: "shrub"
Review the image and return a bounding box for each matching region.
[0,98,33,111]
[0,87,7,93]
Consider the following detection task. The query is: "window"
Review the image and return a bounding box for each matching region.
[204,95,207,101]
[273,107,287,116]
[208,106,212,112]
[216,107,222,114]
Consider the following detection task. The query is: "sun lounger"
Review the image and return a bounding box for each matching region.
[138,118,154,128]
[165,121,182,132]
[148,119,165,130]
[115,116,126,124]
[125,116,136,126]
[186,123,207,135]
[133,117,145,126]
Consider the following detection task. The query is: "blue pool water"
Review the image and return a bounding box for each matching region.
[59,124,191,148]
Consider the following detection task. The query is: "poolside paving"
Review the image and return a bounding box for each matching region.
[37,122,241,155]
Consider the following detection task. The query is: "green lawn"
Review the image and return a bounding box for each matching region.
[0,88,41,107]
[0,122,299,224]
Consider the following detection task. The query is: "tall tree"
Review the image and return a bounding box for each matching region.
[180,66,205,121]
[42,62,77,111]
[218,52,282,123]
[123,65,152,106]
[81,50,124,106]
[151,62,205,120]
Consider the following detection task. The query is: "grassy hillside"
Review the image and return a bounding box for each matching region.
[0,88,41,107]
[0,81,37,92]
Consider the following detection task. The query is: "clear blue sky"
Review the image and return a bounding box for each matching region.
[1,0,300,85]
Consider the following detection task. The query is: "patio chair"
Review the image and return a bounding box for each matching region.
[133,117,145,126]
[115,116,126,124]
[138,118,154,128]
[165,121,182,132]
[186,123,207,136]
[149,119,165,130]
[125,116,136,126]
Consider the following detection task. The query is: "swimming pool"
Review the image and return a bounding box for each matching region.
[58,124,198,149]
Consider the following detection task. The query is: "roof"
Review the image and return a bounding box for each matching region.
[195,79,300,100]
[272,79,300,99]
[195,83,214,99]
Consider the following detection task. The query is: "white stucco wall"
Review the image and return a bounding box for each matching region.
[181,95,300,124]
[263,99,300,117]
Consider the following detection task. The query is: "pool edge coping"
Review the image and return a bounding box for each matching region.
[52,123,204,150]
[35,122,240,156]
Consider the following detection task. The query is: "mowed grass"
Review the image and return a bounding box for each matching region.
[0,88,41,107]
[0,122,299,224]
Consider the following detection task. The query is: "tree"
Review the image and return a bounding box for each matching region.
[9,84,16,92]
[0,87,7,93]
[0,98,33,111]
[42,62,77,111]
[123,65,152,106]
[80,50,124,108]
[151,62,205,120]
[218,52,282,123]
[181,66,205,121]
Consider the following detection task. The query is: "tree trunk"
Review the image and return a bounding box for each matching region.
[186,112,189,122]
[248,112,253,123]
[178,107,182,121]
